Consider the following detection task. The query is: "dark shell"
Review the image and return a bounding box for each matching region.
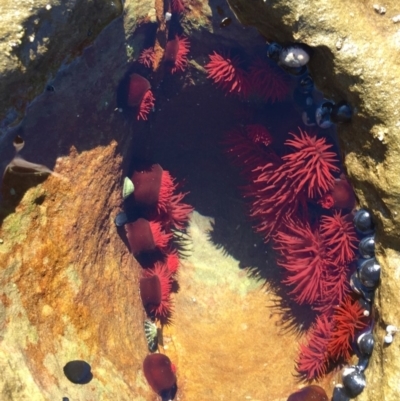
[359,235,375,258]
[354,209,374,234]
[281,64,308,76]
[358,257,381,288]
[114,212,128,227]
[286,385,328,401]
[143,354,176,394]
[357,355,370,372]
[266,42,282,61]
[331,101,353,123]
[357,297,371,317]
[298,75,314,94]
[357,332,374,356]
[63,360,93,384]
[332,385,351,401]
[125,218,156,255]
[342,366,366,398]
[315,101,334,129]
[350,272,375,302]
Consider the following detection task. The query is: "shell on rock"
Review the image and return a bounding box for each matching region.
[144,319,158,353]
[357,332,374,356]
[358,257,381,288]
[354,209,374,234]
[332,385,351,401]
[342,366,366,398]
[359,235,375,258]
[122,177,135,199]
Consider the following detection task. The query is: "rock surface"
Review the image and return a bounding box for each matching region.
[225,0,400,400]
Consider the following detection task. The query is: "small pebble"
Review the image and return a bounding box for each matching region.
[373,4,386,14]
[392,14,400,23]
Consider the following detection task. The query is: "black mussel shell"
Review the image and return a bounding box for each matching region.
[359,235,375,258]
[357,297,371,317]
[354,209,374,234]
[331,101,352,123]
[315,101,334,129]
[332,385,351,401]
[357,355,370,372]
[350,272,375,302]
[298,75,314,94]
[266,42,282,61]
[114,212,128,227]
[342,366,366,397]
[358,258,381,288]
[357,332,374,356]
[281,64,308,76]
[63,360,93,384]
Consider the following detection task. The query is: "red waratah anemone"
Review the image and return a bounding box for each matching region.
[274,218,327,305]
[127,73,155,121]
[164,35,190,74]
[143,353,177,394]
[165,250,180,274]
[315,263,351,314]
[328,295,369,361]
[245,124,273,147]
[162,192,194,230]
[282,128,340,199]
[171,0,185,13]
[125,218,172,255]
[296,314,332,380]
[320,211,358,265]
[319,174,356,210]
[131,164,176,214]
[140,262,173,318]
[287,385,329,401]
[138,47,155,69]
[249,58,291,103]
[205,51,250,97]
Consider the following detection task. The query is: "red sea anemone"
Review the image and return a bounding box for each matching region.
[296,314,332,380]
[274,218,327,305]
[131,164,176,214]
[328,295,369,361]
[282,128,340,199]
[138,47,155,69]
[205,51,250,97]
[165,250,180,274]
[318,174,356,210]
[249,58,291,103]
[125,218,172,255]
[245,124,273,147]
[164,35,190,74]
[171,0,185,13]
[287,385,329,401]
[162,192,194,230]
[320,211,358,265]
[140,262,173,318]
[127,73,155,121]
[143,354,177,394]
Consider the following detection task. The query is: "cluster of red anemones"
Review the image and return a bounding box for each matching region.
[138,35,191,74]
[204,51,291,102]
[219,66,366,378]
[124,163,193,321]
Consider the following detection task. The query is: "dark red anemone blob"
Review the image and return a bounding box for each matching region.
[128,73,151,107]
[140,262,173,317]
[125,218,171,255]
[319,174,356,210]
[143,354,176,394]
[287,385,329,401]
[164,36,190,74]
[131,164,175,214]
